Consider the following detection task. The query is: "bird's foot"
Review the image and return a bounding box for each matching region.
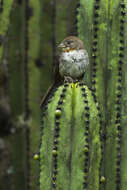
[64,76,79,83]
[64,76,73,83]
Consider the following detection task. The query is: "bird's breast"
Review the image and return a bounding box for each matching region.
[59,49,89,79]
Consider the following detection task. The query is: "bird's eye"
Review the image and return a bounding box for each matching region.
[66,41,71,45]
[66,40,74,46]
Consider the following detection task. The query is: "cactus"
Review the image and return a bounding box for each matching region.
[39,82,101,190]
[77,0,127,190]
[1,0,79,189]
[39,0,127,190]
[7,1,28,189]
[1,0,127,190]
[0,0,14,64]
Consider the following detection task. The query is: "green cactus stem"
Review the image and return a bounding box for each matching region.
[2,0,127,190]
[77,0,106,114]
[0,0,14,64]
[77,2,107,187]
[121,1,127,189]
[77,0,127,190]
[7,1,27,190]
[27,0,42,189]
[39,82,101,190]
[104,1,126,189]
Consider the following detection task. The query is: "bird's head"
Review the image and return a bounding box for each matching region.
[57,36,85,53]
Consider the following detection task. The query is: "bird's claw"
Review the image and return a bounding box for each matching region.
[64,76,78,83]
[64,76,73,83]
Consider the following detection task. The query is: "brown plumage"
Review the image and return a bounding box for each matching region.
[40,36,89,108]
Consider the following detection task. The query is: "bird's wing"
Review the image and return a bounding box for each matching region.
[40,53,63,109]
[40,82,56,109]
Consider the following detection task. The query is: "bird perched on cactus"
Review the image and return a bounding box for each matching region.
[57,36,89,81]
[40,36,89,108]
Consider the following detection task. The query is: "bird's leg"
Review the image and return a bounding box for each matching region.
[64,76,74,83]
[73,79,79,83]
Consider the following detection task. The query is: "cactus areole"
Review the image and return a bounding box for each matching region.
[39,82,101,190]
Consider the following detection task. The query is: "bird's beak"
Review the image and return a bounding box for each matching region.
[57,43,66,51]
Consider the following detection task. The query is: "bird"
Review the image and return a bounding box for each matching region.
[40,36,89,108]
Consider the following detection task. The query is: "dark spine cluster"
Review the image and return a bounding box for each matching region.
[91,79,105,187]
[91,0,101,93]
[38,111,46,190]
[80,83,90,189]
[90,84,104,188]
[97,102,105,188]
[24,0,30,189]
[91,0,105,186]
[115,1,125,189]
[73,2,80,36]
[38,87,59,189]
[51,83,68,190]
[24,0,30,120]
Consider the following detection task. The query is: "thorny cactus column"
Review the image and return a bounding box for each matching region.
[6,0,42,189]
[1,0,127,190]
[7,1,28,190]
[28,0,42,189]
[78,0,127,190]
[121,1,127,188]
[105,1,127,190]
[0,0,13,64]
[39,82,101,190]
[77,0,107,115]
[78,1,107,188]
[0,0,80,189]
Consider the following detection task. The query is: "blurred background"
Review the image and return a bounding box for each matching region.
[1,1,126,190]
[0,0,79,189]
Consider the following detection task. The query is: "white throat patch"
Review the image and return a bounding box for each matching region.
[59,49,89,79]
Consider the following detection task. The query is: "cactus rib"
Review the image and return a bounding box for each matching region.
[40,82,101,190]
